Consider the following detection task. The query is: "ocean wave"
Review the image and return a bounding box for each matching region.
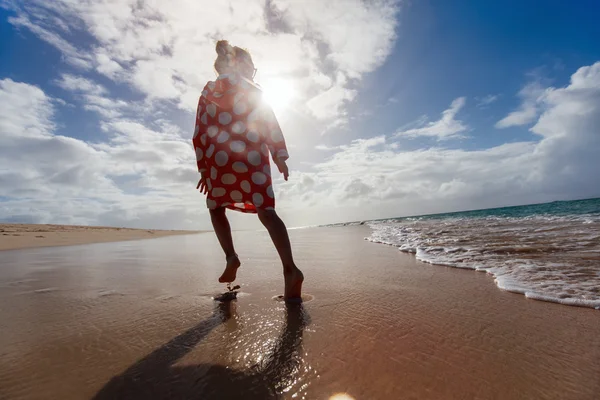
[365,214,600,309]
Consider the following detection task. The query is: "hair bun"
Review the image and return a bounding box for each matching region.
[216,40,232,56]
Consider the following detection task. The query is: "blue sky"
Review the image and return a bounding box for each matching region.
[1,0,599,229]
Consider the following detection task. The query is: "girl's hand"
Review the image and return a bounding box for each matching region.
[275,159,289,181]
[196,172,208,194]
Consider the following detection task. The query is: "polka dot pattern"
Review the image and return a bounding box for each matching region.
[206,103,216,117]
[252,172,267,185]
[217,131,230,143]
[212,187,226,197]
[247,150,261,166]
[230,141,246,153]
[207,125,219,137]
[231,121,246,134]
[215,151,228,166]
[253,193,264,207]
[247,130,259,143]
[230,190,242,202]
[206,144,215,158]
[232,162,248,173]
[240,180,251,193]
[192,73,288,213]
[219,112,232,125]
[221,174,236,185]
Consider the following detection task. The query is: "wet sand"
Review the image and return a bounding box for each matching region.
[0,224,198,251]
[0,226,598,399]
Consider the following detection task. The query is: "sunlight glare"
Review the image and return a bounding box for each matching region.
[261,78,295,111]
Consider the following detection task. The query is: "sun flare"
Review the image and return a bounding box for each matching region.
[261,78,296,111]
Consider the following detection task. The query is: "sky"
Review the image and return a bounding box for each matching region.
[1,0,600,230]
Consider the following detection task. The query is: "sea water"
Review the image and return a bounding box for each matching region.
[364,198,600,309]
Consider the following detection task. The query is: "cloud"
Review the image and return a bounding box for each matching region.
[495,82,545,128]
[395,97,468,140]
[4,0,400,123]
[475,94,499,108]
[273,62,600,225]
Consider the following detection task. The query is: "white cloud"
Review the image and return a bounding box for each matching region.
[4,0,400,123]
[496,82,545,128]
[395,97,468,140]
[476,94,499,108]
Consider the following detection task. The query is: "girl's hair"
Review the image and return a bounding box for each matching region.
[214,40,253,74]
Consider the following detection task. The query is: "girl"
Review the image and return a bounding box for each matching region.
[192,40,304,301]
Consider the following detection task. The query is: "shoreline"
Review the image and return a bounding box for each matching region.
[0,226,598,399]
[0,223,202,252]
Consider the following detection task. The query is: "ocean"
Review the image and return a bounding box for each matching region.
[363,198,600,309]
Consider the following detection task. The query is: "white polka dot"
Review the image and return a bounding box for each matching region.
[232,162,248,173]
[221,174,236,185]
[233,102,247,115]
[246,130,259,143]
[265,206,275,211]
[247,109,260,123]
[213,92,223,98]
[195,147,203,161]
[201,90,208,97]
[219,112,232,125]
[221,202,231,207]
[210,166,217,180]
[266,185,274,198]
[231,121,246,134]
[215,151,228,167]
[207,199,217,209]
[207,82,216,90]
[230,190,242,202]
[207,125,219,137]
[206,144,215,158]
[260,143,269,156]
[252,172,267,185]
[206,178,212,191]
[253,193,264,207]
[230,141,246,153]
[200,113,207,125]
[200,133,207,146]
[271,129,284,143]
[217,131,230,143]
[240,180,251,193]
[212,187,226,197]
[234,92,244,103]
[233,202,245,209]
[206,103,216,117]
[247,150,261,166]
[263,165,271,176]
[193,125,200,138]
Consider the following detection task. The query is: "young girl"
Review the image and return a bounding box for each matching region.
[192,40,304,300]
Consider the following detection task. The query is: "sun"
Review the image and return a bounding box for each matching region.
[261,78,296,112]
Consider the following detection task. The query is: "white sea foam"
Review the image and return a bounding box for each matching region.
[366,214,600,309]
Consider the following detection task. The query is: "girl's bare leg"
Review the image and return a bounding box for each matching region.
[257,208,304,300]
[209,207,241,283]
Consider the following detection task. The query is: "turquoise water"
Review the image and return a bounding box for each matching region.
[393,198,600,221]
[364,198,600,309]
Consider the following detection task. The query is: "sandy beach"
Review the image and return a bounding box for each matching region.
[0,224,198,251]
[0,226,598,399]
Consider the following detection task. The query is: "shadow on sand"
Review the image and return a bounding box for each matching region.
[92,301,309,399]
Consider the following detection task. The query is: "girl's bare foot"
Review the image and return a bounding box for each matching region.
[219,255,241,283]
[284,267,304,301]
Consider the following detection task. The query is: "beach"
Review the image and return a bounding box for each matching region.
[0,224,197,251]
[0,226,598,399]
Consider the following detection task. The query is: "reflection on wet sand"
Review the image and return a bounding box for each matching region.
[92,302,309,400]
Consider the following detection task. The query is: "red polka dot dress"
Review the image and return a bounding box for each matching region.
[192,73,289,213]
